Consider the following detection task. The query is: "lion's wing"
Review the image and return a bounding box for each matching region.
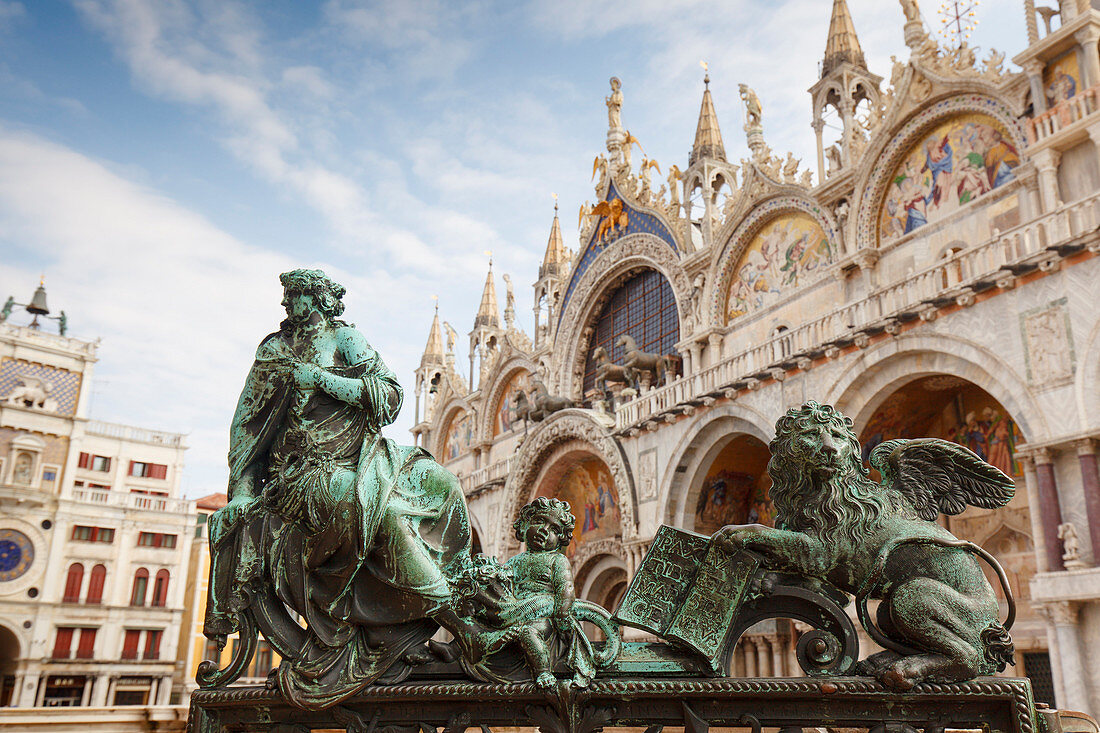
[870,438,1015,521]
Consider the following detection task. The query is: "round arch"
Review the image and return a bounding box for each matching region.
[853,93,1027,250]
[576,552,629,613]
[552,233,691,400]
[502,410,636,551]
[659,404,774,531]
[477,357,537,442]
[824,332,1049,443]
[433,400,474,462]
[708,195,840,326]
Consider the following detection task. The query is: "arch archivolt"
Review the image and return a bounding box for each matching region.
[432,398,473,459]
[659,403,774,531]
[477,357,536,442]
[576,549,629,607]
[572,538,628,588]
[852,92,1026,251]
[502,410,635,552]
[552,233,690,399]
[825,331,1049,443]
[708,195,840,326]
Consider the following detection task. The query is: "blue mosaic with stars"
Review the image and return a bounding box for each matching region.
[558,182,679,327]
[0,358,81,416]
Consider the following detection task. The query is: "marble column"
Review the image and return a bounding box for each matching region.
[1031,149,1062,212]
[812,118,826,183]
[708,333,723,370]
[16,674,38,708]
[1034,448,1066,571]
[1024,60,1047,116]
[1076,439,1100,563]
[1044,601,1088,712]
[742,638,757,677]
[1074,25,1100,89]
[91,673,110,707]
[1020,453,1050,573]
[1024,0,1039,45]
[755,636,771,677]
[80,676,93,707]
[770,634,786,677]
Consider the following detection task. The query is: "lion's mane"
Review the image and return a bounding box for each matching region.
[767,401,892,547]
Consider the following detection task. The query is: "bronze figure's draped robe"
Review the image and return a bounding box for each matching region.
[205,325,471,709]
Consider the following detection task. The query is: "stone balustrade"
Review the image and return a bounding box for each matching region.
[1028,84,1100,145]
[85,420,186,447]
[616,191,1100,430]
[70,486,193,514]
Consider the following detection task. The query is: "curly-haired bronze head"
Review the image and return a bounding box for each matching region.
[279,268,346,321]
[768,401,889,545]
[514,496,576,551]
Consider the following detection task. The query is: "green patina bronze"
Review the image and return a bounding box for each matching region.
[195,270,1078,733]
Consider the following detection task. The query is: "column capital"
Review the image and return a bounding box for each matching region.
[1023,59,1046,77]
[1034,446,1057,465]
[1039,600,1080,626]
[1075,438,1098,456]
[1074,24,1100,46]
[1031,147,1062,172]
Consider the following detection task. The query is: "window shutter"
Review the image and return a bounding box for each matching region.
[76,628,96,659]
[63,563,84,603]
[144,629,163,660]
[153,570,169,607]
[52,628,74,659]
[86,565,106,604]
[128,460,138,476]
[121,630,140,660]
[150,464,167,480]
[103,457,112,472]
[78,452,90,469]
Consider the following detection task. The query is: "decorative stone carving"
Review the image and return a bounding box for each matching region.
[1022,299,1074,386]
[571,536,628,577]
[1057,522,1087,569]
[3,374,58,412]
[502,410,637,550]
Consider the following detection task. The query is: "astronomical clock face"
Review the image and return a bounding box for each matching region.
[0,529,34,582]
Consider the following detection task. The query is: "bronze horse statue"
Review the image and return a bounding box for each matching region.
[592,346,634,408]
[511,377,574,433]
[615,334,680,389]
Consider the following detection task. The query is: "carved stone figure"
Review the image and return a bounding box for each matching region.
[667,164,683,209]
[900,0,920,22]
[204,269,521,709]
[825,144,842,175]
[502,273,516,328]
[4,375,56,411]
[1058,522,1087,569]
[12,452,32,485]
[738,84,763,130]
[782,153,800,183]
[714,401,1016,691]
[606,76,623,130]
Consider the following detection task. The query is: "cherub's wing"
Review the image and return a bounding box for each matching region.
[869,438,1015,521]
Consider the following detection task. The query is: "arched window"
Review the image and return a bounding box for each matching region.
[582,269,680,395]
[152,569,170,607]
[86,564,106,605]
[62,563,83,603]
[130,568,149,606]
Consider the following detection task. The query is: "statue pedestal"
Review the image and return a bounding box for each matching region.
[189,675,1062,733]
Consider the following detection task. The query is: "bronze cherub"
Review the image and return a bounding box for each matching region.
[714,401,1015,690]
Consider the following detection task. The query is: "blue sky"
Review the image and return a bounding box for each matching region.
[0,0,1026,496]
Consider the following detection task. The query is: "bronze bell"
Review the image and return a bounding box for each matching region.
[26,283,48,316]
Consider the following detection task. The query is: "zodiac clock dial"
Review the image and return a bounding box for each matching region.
[0,529,34,582]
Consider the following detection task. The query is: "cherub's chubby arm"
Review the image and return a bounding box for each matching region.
[713,523,831,578]
[550,554,576,632]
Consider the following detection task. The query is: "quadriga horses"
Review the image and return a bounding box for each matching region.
[615,334,679,388]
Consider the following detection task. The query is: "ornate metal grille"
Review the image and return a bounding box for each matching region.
[582,269,679,395]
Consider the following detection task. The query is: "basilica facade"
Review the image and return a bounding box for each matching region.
[412,0,1100,715]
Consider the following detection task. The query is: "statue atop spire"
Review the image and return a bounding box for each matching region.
[738,83,767,160]
[606,76,623,132]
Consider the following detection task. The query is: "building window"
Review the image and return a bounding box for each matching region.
[78,453,112,472]
[143,629,162,660]
[43,676,86,707]
[203,638,220,662]
[129,461,167,479]
[121,630,141,660]
[71,526,115,543]
[52,628,74,659]
[151,570,169,607]
[75,628,96,659]
[130,568,149,606]
[252,640,273,678]
[137,532,177,549]
[582,269,680,395]
[86,564,106,604]
[88,483,111,491]
[63,563,84,603]
[112,677,152,706]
